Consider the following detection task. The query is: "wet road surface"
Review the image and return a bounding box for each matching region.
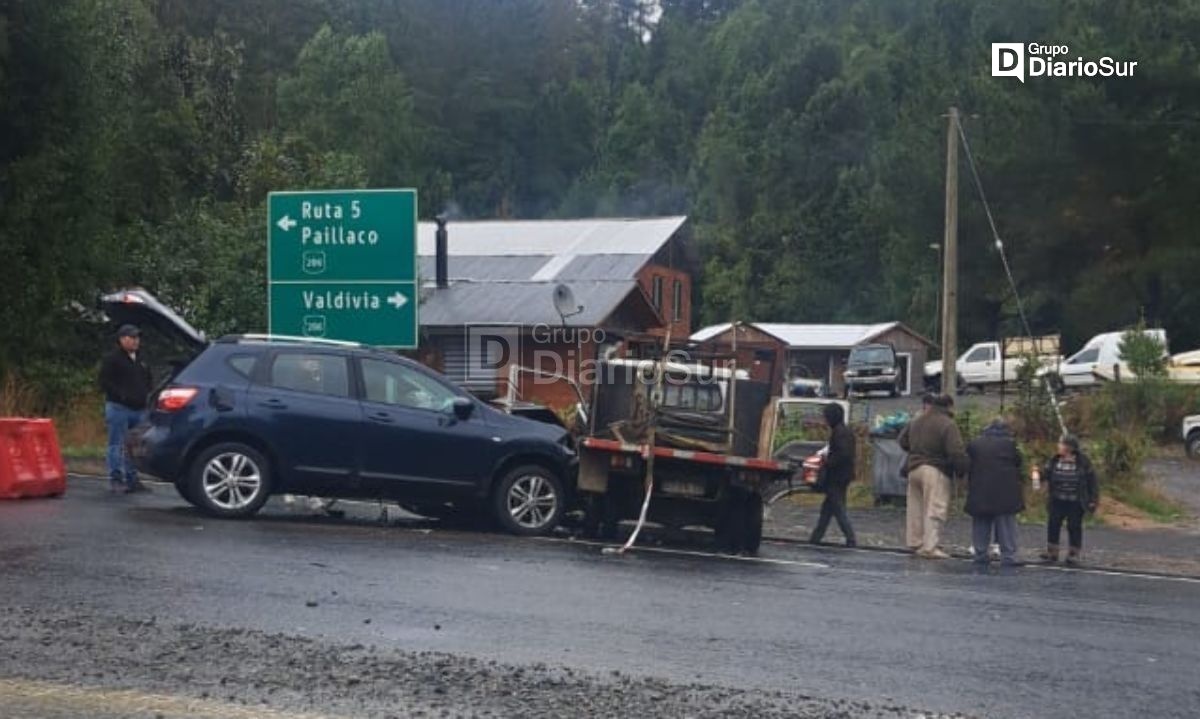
[2,477,1199,718]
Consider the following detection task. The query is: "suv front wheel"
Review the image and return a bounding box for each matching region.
[492,465,565,536]
[188,442,272,518]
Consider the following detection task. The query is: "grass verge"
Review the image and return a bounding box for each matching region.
[1106,479,1186,523]
[61,445,106,460]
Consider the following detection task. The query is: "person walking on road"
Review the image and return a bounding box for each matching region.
[965,418,1025,566]
[809,403,857,547]
[99,324,152,494]
[1034,435,1099,566]
[898,394,969,559]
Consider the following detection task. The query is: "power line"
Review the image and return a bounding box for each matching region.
[954,116,1067,434]
[954,118,1034,341]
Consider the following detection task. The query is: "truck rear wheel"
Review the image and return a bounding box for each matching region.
[715,488,764,555]
[581,493,619,540]
[743,491,764,555]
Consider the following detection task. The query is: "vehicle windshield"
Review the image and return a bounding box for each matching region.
[850,347,893,365]
[661,376,723,411]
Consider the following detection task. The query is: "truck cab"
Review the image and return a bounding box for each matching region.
[958,342,1002,385]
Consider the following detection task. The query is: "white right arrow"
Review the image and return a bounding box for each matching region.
[276,215,297,232]
[386,292,408,309]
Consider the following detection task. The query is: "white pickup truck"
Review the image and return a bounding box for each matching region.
[1184,415,1200,459]
[925,339,1061,392]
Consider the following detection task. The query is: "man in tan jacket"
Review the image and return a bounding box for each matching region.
[898,394,969,558]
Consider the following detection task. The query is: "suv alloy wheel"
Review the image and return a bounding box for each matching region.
[188,442,272,518]
[492,465,565,536]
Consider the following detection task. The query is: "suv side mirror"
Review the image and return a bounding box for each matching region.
[451,397,475,421]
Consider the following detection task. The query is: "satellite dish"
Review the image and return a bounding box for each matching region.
[552,283,584,325]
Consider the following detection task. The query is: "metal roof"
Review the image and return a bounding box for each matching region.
[554,254,651,281]
[690,323,733,342]
[415,254,653,283]
[756,323,901,349]
[416,217,686,282]
[418,280,656,328]
[417,256,549,282]
[417,216,685,256]
[414,217,684,328]
[690,322,930,349]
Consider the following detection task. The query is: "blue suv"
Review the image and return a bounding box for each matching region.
[102,290,577,536]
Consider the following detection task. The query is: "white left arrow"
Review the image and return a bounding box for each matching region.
[386,292,408,309]
[276,215,297,232]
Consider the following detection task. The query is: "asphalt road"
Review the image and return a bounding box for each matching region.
[2,478,1199,718]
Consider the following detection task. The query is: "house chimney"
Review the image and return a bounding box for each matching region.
[434,215,449,289]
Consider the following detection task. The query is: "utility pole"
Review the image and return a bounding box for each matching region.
[940,106,960,396]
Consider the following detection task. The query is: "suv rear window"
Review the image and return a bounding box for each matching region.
[268,353,350,397]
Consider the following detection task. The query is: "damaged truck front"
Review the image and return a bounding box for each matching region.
[576,356,801,554]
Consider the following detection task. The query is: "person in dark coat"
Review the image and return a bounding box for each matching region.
[98,324,153,494]
[965,419,1025,566]
[1034,434,1099,565]
[809,403,857,547]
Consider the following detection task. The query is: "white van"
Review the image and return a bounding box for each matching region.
[1047,329,1168,388]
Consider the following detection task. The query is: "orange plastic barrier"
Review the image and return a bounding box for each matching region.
[0,418,67,499]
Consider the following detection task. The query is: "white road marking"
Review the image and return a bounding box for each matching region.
[764,538,1200,585]
[1025,563,1200,585]
[536,536,830,569]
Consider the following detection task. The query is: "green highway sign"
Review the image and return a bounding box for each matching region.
[268,189,417,348]
[268,282,417,348]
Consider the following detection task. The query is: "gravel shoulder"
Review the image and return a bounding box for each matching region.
[0,605,963,719]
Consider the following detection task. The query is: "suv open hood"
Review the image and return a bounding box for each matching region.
[100,289,208,351]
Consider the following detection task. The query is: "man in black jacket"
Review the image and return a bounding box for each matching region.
[966,419,1025,566]
[809,402,857,547]
[99,324,152,493]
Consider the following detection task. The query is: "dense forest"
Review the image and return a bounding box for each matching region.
[2,0,1199,404]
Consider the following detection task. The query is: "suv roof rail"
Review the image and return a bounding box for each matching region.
[219,334,367,348]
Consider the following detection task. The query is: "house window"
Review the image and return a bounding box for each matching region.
[652,276,663,310]
[672,280,683,322]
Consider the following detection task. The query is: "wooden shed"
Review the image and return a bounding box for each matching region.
[691,322,937,397]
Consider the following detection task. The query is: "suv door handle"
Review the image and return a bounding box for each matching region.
[367,411,394,424]
[258,398,287,410]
